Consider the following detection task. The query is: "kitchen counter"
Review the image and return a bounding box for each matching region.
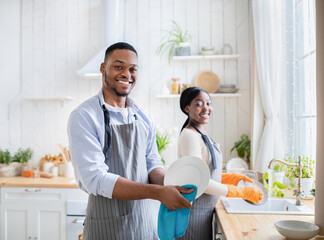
[0,176,79,188]
[215,197,320,240]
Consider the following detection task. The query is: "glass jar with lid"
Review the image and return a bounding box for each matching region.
[181,83,192,93]
[171,78,181,94]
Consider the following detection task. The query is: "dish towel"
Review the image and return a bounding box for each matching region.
[158,185,197,240]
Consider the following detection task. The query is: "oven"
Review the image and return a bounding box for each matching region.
[66,200,87,240]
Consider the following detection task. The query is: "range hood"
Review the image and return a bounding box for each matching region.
[77,0,124,78]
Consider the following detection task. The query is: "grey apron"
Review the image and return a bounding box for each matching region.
[177,124,223,240]
[83,105,159,240]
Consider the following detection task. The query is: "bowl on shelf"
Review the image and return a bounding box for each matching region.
[220,83,236,88]
[217,84,238,93]
[201,46,215,51]
[274,220,319,239]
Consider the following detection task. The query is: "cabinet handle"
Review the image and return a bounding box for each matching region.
[72,219,84,224]
[34,237,38,240]
[25,189,42,192]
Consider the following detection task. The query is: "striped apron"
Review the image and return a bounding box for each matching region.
[83,107,159,240]
[177,132,223,240]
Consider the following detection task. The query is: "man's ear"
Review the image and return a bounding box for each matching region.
[100,63,105,74]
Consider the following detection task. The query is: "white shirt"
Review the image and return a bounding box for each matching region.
[178,128,210,163]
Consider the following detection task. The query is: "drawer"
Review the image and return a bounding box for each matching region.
[1,187,65,203]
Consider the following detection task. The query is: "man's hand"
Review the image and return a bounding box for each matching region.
[158,185,194,211]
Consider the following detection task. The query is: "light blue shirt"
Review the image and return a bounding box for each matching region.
[67,89,163,198]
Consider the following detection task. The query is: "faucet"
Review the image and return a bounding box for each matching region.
[268,156,304,206]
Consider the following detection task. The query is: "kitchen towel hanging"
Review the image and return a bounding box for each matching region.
[157,185,197,240]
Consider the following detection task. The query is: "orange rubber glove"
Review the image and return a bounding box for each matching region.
[227,185,263,204]
[221,173,254,186]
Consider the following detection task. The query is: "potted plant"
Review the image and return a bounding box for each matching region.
[156,20,192,64]
[285,155,315,195]
[230,134,250,163]
[156,127,177,166]
[0,148,33,177]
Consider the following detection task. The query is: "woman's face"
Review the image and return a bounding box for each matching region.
[185,91,213,126]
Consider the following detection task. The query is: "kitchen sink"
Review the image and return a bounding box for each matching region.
[221,198,314,215]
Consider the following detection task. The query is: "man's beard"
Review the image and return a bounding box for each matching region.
[104,74,129,97]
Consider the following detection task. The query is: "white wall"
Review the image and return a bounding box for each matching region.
[0,0,252,165]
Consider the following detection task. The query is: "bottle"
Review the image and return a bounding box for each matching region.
[171,78,180,94]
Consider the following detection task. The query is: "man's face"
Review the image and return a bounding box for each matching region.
[100,49,138,97]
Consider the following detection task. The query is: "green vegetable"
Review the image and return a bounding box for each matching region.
[273,181,288,189]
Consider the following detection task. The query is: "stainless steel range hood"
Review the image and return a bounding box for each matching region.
[77,0,124,78]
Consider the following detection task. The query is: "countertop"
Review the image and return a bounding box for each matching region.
[0,176,79,188]
[215,196,320,240]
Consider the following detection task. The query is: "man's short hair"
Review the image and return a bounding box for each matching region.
[104,42,137,62]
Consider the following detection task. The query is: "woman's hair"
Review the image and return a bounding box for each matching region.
[179,87,209,132]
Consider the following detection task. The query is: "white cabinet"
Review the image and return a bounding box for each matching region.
[0,187,87,240]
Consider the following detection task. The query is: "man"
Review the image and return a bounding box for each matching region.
[67,42,193,239]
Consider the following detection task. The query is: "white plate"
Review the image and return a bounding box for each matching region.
[275,220,319,240]
[164,156,210,199]
[226,157,249,172]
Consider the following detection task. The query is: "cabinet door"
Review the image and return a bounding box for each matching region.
[1,203,33,240]
[34,204,66,240]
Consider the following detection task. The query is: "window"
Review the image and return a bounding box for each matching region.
[284,0,316,159]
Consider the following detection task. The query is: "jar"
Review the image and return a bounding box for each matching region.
[181,83,192,93]
[222,44,233,55]
[171,78,180,94]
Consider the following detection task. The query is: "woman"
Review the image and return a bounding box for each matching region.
[177,87,262,239]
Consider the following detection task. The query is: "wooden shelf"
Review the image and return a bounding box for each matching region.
[156,93,241,99]
[172,54,239,61]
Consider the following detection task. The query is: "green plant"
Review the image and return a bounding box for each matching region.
[285,155,315,180]
[156,20,192,64]
[12,148,33,163]
[156,127,177,165]
[0,149,12,164]
[273,162,287,172]
[230,134,250,162]
[0,148,33,165]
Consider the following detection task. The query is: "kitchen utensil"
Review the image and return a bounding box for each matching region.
[274,220,319,240]
[238,178,268,205]
[57,144,68,162]
[194,71,220,93]
[164,156,210,199]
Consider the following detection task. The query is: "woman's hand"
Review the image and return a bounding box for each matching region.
[227,185,263,203]
[221,173,254,186]
[158,185,194,211]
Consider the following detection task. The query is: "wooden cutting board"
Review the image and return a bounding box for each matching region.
[194,71,220,93]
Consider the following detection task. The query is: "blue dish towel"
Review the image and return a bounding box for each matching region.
[158,185,197,240]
